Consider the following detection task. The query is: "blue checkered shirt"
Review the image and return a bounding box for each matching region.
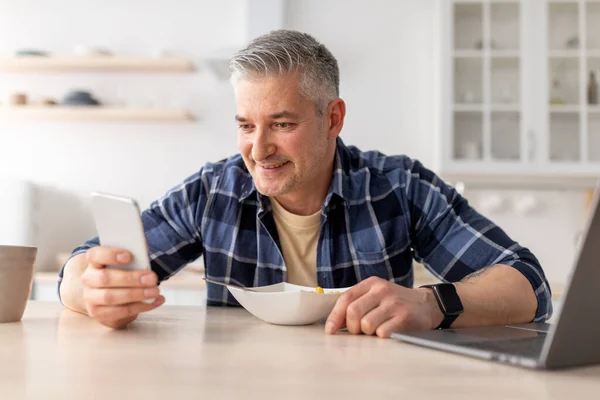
[58,138,552,321]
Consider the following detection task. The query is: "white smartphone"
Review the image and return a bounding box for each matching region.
[90,192,151,272]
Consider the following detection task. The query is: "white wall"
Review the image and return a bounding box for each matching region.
[287,0,440,167]
[0,0,247,270]
[0,0,587,286]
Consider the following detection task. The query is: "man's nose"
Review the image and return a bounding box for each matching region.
[251,127,276,162]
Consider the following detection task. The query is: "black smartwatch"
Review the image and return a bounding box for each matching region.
[420,283,464,329]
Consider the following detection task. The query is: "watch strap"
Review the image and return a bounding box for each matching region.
[420,284,462,329]
[436,312,460,330]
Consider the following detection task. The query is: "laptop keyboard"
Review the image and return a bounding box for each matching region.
[464,335,547,358]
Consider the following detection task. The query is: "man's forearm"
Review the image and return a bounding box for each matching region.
[455,264,538,327]
[59,253,89,315]
[423,265,539,329]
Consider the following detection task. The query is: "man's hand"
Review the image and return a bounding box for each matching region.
[325,277,444,338]
[80,247,165,329]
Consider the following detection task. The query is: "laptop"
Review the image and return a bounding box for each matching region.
[392,185,600,370]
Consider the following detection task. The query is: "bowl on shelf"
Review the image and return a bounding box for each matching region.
[15,49,49,57]
[61,90,101,106]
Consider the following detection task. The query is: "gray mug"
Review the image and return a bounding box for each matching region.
[0,245,37,323]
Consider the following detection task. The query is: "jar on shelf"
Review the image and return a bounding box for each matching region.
[588,71,598,105]
[549,79,564,105]
[8,93,28,106]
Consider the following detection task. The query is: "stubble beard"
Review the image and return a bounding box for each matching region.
[250,162,299,197]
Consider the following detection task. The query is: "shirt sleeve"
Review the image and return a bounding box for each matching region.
[57,167,212,304]
[403,159,553,322]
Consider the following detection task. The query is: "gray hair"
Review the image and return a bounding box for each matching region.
[229,29,339,115]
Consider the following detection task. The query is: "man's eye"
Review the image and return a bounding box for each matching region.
[238,124,252,131]
[276,122,293,129]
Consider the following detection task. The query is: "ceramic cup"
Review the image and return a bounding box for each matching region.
[0,245,37,323]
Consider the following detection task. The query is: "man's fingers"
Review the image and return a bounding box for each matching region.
[81,246,164,329]
[345,291,381,334]
[325,278,375,334]
[359,300,400,335]
[86,247,132,269]
[88,296,165,326]
[374,314,411,338]
[84,287,161,306]
[82,267,158,289]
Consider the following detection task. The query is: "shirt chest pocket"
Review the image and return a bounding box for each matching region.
[353,239,410,281]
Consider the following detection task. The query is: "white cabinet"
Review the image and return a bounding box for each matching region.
[440,0,600,186]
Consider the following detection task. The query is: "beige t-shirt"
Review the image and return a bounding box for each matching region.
[270,198,321,287]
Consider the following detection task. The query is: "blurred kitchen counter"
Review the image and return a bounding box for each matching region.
[33,263,564,307]
[33,268,207,305]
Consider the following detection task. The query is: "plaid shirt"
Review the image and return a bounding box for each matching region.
[59,138,552,321]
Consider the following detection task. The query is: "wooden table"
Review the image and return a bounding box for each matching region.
[1,302,598,399]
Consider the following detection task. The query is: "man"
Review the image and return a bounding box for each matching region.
[58,30,552,337]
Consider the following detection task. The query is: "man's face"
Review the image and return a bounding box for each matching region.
[235,73,331,198]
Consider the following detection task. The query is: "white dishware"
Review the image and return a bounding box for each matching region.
[225,282,351,326]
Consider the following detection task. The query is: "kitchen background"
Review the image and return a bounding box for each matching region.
[0,0,597,304]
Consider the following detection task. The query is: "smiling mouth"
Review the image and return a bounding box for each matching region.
[259,161,289,169]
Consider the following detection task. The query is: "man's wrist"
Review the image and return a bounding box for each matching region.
[60,253,90,315]
[419,287,445,330]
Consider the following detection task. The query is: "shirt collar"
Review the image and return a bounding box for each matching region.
[323,137,350,209]
[239,173,257,202]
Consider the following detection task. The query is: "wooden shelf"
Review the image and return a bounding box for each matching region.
[0,56,194,73]
[0,106,195,122]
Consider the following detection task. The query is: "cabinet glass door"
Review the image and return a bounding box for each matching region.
[490,1,521,161]
[586,1,600,162]
[453,3,484,160]
[451,1,522,162]
[547,2,582,162]
[546,1,599,164]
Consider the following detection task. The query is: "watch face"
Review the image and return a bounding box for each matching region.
[436,284,463,315]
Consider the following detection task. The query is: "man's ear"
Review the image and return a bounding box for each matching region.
[326,98,346,140]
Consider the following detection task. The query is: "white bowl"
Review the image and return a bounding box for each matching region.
[227,282,351,326]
